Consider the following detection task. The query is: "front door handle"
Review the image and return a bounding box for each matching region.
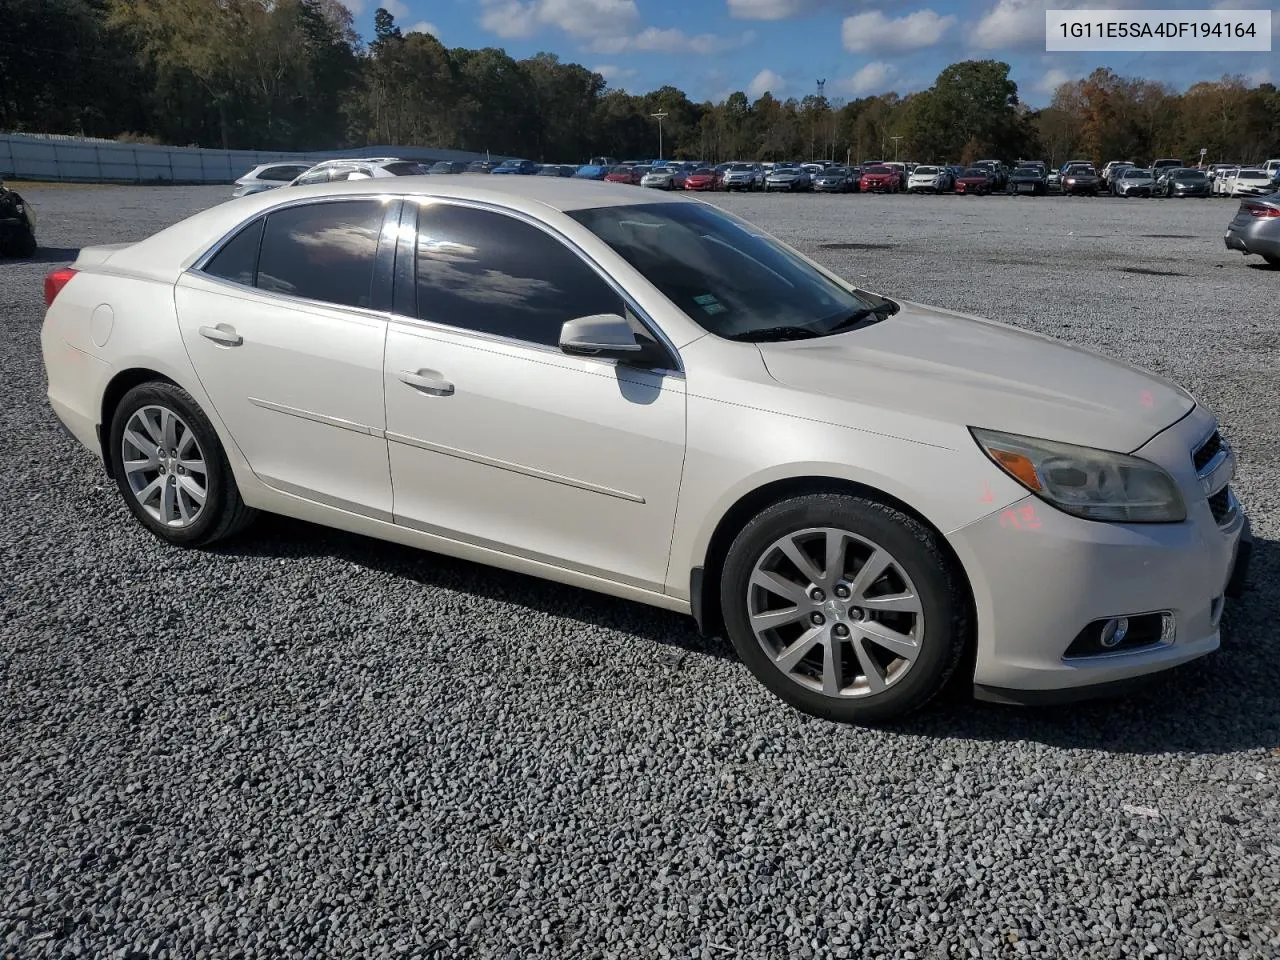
[398,369,454,396]
[199,324,243,347]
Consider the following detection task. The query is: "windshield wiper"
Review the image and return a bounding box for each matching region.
[725,325,823,342]
[824,298,900,334]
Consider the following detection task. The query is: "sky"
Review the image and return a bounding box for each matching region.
[344,0,1276,107]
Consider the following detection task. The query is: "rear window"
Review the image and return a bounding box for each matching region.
[255,200,386,309]
[259,164,309,182]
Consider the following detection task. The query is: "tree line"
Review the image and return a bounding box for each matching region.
[2,0,1278,168]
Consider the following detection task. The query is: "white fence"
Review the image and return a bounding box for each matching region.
[0,132,498,184]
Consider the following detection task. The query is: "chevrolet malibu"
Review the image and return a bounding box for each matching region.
[40,178,1251,723]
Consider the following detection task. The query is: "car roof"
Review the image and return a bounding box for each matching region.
[116,175,698,277]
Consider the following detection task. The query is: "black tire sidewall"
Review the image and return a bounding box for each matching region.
[108,382,237,547]
[720,494,963,723]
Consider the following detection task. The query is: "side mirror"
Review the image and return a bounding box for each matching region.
[559,314,645,360]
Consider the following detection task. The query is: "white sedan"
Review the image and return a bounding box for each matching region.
[40,178,1250,722]
[1229,169,1274,198]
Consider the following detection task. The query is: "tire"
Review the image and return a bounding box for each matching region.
[2,226,36,257]
[720,493,968,723]
[108,381,258,547]
[1264,254,1280,267]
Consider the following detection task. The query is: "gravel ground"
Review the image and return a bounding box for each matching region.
[2,185,1278,960]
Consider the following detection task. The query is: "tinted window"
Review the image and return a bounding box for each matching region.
[260,165,308,182]
[294,169,332,185]
[569,202,875,341]
[383,162,426,176]
[257,200,385,308]
[413,205,622,347]
[203,218,264,286]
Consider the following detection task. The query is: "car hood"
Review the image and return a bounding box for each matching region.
[755,300,1193,452]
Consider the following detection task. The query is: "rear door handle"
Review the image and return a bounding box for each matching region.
[398,369,454,396]
[199,324,243,347]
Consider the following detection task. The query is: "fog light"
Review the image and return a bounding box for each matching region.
[1099,617,1130,648]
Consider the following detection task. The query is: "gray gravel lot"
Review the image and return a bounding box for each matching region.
[2,184,1278,960]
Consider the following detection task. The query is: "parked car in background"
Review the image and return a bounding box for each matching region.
[1163,168,1210,198]
[953,167,994,196]
[0,176,37,257]
[884,162,909,185]
[765,163,812,192]
[602,165,638,185]
[537,164,577,177]
[427,161,469,175]
[974,160,1007,190]
[813,166,856,193]
[232,162,313,198]
[491,158,540,176]
[1100,160,1135,190]
[1151,158,1183,175]
[641,165,688,190]
[1114,168,1156,198]
[906,165,951,193]
[1050,160,1091,192]
[859,164,902,193]
[721,162,763,191]
[41,176,1250,722]
[1224,192,1280,265]
[572,164,609,181]
[290,158,427,186]
[1211,167,1240,195]
[1061,164,1101,196]
[1227,169,1273,198]
[466,160,500,174]
[683,167,718,191]
[588,156,619,168]
[1007,164,1048,195]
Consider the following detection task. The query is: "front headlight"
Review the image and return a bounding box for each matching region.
[971,428,1186,523]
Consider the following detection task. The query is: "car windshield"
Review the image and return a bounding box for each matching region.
[496,160,527,169]
[824,167,847,175]
[568,202,884,341]
[1013,166,1039,175]
[962,168,986,177]
[865,166,891,174]
[609,166,633,174]
[690,168,713,176]
[1124,169,1151,178]
[729,163,753,171]
[1238,170,1267,179]
[914,166,938,175]
[1175,170,1206,180]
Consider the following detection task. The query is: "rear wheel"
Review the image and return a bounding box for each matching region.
[720,494,968,723]
[108,381,257,547]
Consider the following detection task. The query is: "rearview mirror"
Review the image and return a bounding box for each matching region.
[559,314,644,359]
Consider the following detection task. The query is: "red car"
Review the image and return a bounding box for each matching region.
[859,164,902,193]
[954,167,994,195]
[684,167,718,191]
[604,165,642,185]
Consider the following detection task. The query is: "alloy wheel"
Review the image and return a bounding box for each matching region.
[747,526,924,698]
[120,404,209,528]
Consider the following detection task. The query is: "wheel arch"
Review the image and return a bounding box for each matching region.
[690,475,976,648]
[98,367,181,474]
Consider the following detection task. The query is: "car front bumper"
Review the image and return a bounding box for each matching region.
[950,410,1248,701]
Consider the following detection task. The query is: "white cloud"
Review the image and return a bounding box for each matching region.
[1034,67,1072,94]
[968,0,1124,50]
[406,21,441,38]
[592,63,637,81]
[381,0,411,19]
[747,68,786,97]
[478,0,639,40]
[590,27,754,54]
[727,0,817,18]
[842,9,954,52]
[843,61,898,96]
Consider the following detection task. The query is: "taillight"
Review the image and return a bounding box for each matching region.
[43,267,77,307]
[1247,205,1280,218]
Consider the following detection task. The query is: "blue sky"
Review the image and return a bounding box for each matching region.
[347,0,1276,107]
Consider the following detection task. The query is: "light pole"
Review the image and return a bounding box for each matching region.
[650,111,668,162]
[890,136,903,162]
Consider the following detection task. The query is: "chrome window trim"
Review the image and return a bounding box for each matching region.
[186,191,685,378]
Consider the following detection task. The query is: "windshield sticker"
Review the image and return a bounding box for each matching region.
[694,294,727,315]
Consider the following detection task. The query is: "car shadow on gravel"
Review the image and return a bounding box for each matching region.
[219,517,1278,754]
[905,536,1280,756]
[216,514,736,663]
[22,246,80,265]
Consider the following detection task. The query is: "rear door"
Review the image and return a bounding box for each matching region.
[175,197,399,518]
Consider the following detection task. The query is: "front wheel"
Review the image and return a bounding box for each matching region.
[109,381,258,547]
[720,494,968,723]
